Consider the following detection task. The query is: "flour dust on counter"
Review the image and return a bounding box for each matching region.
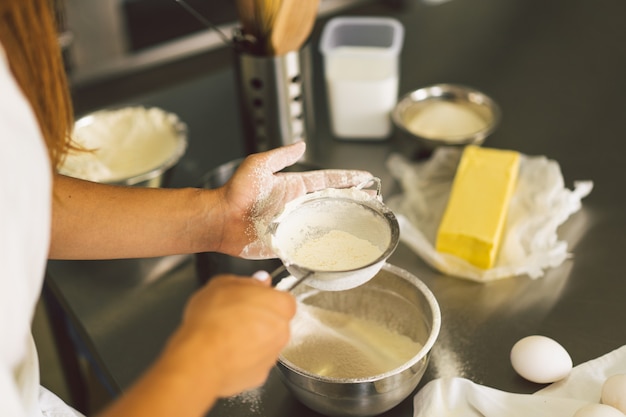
[224,386,263,415]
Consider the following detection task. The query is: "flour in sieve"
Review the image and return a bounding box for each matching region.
[290,230,382,271]
[241,185,379,260]
[282,303,422,379]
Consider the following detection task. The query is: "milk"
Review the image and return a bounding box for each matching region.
[319,17,404,141]
[325,47,399,139]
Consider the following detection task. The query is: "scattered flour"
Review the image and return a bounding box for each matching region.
[291,229,383,271]
[224,386,263,414]
[282,303,422,379]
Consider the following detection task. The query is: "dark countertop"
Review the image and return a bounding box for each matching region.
[47,0,626,416]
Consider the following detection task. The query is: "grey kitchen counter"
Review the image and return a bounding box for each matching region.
[46,0,626,416]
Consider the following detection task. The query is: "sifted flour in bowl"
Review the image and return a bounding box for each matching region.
[281,302,422,379]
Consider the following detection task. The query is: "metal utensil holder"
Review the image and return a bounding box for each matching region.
[233,43,315,161]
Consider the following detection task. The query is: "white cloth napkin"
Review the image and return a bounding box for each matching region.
[386,148,593,282]
[413,345,626,416]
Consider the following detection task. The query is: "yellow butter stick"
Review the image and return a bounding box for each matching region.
[435,145,520,269]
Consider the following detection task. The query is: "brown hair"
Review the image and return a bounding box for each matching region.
[0,0,75,170]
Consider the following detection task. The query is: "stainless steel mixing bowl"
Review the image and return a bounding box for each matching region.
[391,83,500,157]
[276,263,441,417]
[60,106,188,187]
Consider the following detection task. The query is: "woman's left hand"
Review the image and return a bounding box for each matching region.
[215,142,372,259]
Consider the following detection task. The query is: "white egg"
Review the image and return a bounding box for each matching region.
[601,374,626,414]
[573,404,625,417]
[510,335,572,383]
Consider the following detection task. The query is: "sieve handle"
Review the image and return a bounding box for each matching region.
[284,271,313,292]
[270,264,313,292]
[269,264,288,287]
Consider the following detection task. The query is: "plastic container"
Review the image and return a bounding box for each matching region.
[319,17,404,140]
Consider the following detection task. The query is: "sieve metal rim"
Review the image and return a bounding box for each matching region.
[268,193,400,277]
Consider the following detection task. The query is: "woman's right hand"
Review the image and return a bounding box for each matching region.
[164,273,296,399]
[96,274,295,417]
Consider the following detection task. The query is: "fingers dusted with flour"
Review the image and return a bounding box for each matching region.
[216,143,373,259]
[279,169,373,195]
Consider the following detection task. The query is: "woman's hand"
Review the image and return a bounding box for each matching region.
[215,142,373,258]
[98,274,295,417]
[167,273,296,397]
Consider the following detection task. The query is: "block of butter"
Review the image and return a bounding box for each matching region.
[435,145,520,269]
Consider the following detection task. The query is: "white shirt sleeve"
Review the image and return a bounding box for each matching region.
[0,42,83,417]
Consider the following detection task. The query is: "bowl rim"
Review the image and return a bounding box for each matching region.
[391,83,501,146]
[277,262,442,383]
